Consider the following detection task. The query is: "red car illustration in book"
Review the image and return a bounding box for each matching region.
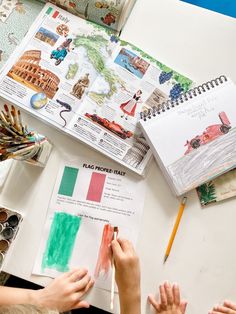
[85,113,133,139]
[184,112,231,155]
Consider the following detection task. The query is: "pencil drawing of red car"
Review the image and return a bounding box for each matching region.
[184,112,231,155]
[85,113,133,139]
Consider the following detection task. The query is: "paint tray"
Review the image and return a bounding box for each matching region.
[0,206,23,269]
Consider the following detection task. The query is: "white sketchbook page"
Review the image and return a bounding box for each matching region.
[140,79,236,194]
[33,159,146,292]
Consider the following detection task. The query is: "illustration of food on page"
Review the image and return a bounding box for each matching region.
[33,160,146,291]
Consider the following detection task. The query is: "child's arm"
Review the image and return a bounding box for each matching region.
[111,238,141,314]
[0,268,94,312]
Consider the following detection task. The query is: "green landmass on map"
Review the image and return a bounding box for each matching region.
[73,34,125,104]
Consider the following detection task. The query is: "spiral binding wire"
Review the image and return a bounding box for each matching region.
[140,75,227,121]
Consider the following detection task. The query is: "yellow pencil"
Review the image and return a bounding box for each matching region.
[164,197,187,263]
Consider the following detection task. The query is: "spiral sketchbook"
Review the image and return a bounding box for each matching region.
[139,76,236,196]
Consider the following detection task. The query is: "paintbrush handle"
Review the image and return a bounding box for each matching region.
[110,231,117,310]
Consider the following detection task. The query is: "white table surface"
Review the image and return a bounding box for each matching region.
[1,0,236,313]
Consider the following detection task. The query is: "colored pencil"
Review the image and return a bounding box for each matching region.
[164,197,187,263]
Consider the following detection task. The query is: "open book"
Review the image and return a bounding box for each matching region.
[0,0,134,70]
[0,3,192,175]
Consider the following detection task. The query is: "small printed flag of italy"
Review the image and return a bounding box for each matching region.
[52,10,60,18]
[46,7,53,15]
[45,7,59,18]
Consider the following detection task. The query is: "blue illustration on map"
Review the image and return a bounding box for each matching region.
[181,0,236,18]
[114,48,148,79]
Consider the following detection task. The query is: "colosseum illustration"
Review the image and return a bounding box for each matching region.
[7,50,60,99]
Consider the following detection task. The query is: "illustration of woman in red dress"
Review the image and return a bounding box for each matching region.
[120,89,142,120]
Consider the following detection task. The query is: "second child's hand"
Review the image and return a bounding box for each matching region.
[148,282,187,314]
[209,301,236,314]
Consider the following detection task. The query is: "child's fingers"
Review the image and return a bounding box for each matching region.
[148,294,162,313]
[180,300,188,314]
[223,301,236,311]
[159,284,167,309]
[173,283,180,306]
[69,269,88,282]
[164,281,173,305]
[212,305,235,313]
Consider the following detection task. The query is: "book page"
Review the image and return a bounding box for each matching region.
[44,0,134,32]
[0,4,114,129]
[33,159,146,292]
[67,40,192,174]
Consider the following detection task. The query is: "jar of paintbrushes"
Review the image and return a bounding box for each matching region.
[0,104,52,167]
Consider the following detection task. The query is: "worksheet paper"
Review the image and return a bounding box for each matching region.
[33,159,146,291]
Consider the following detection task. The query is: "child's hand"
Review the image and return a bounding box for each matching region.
[148,282,187,314]
[34,268,94,312]
[111,238,141,314]
[209,300,236,314]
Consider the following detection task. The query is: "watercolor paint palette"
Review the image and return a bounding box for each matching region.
[0,206,22,268]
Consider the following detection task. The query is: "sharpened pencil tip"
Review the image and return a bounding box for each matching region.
[163,255,168,263]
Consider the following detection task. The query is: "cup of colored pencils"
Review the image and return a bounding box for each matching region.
[0,104,51,166]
